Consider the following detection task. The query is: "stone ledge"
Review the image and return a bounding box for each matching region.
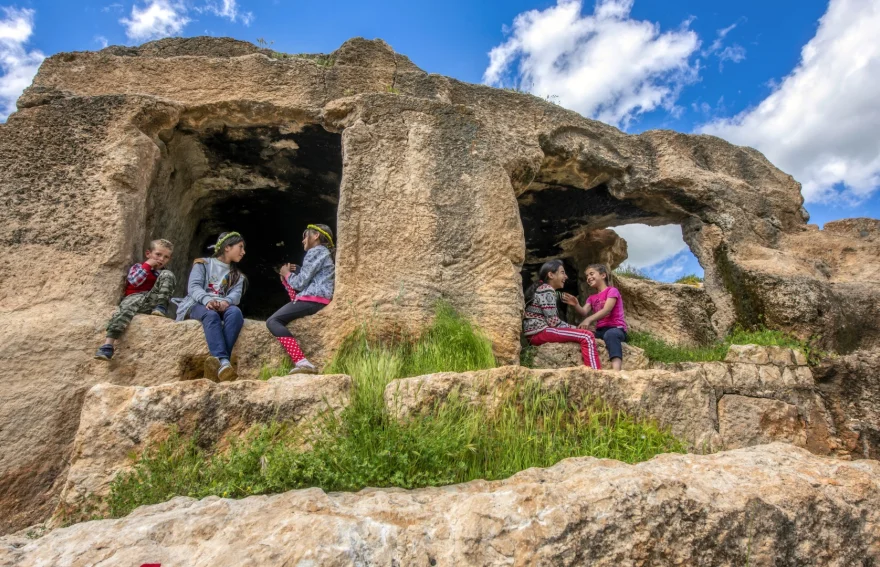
[7,444,879,566]
[52,374,350,524]
[530,340,650,370]
[384,363,844,456]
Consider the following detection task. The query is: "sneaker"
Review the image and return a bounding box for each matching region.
[94,344,114,361]
[150,305,168,317]
[288,359,317,375]
[218,361,236,382]
[203,356,221,382]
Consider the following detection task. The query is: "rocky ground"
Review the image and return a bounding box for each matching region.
[3,444,878,566]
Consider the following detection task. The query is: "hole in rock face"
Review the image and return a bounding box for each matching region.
[517,180,703,320]
[144,123,341,320]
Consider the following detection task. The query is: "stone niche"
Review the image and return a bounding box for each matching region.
[144,122,342,320]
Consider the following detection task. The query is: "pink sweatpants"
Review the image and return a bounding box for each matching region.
[528,327,602,370]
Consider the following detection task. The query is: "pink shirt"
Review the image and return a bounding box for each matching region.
[587,286,627,331]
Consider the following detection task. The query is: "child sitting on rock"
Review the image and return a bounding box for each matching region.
[266,224,335,375]
[95,239,176,361]
[563,263,628,371]
[172,232,246,382]
[523,259,601,369]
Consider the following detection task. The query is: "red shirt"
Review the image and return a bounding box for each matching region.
[124,262,159,296]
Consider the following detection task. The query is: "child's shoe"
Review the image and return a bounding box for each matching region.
[94,344,114,361]
[203,356,221,382]
[151,305,168,317]
[218,360,236,382]
[288,359,317,375]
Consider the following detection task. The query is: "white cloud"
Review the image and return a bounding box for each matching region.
[121,0,190,41]
[701,0,880,203]
[201,0,254,25]
[94,35,109,48]
[701,21,746,71]
[0,7,45,121]
[610,224,688,268]
[483,0,700,128]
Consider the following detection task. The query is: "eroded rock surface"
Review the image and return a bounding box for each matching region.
[616,276,717,345]
[3,445,878,566]
[384,350,839,454]
[1,35,879,532]
[51,374,349,525]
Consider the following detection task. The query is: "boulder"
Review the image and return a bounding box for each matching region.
[530,340,650,370]
[52,374,350,524]
[813,348,880,459]
[3,444,879,566]
[615,276,718,345]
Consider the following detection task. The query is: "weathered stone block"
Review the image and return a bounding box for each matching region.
[530,340,649,371]
[725,344,770,365]
[52,375,350,524]
[718,395,806,449]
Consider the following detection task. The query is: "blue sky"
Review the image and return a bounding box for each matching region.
[2,0,879,281]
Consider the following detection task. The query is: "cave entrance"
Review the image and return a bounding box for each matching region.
[517,180,687,322]
[144,122,342,320]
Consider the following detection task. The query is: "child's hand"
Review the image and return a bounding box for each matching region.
[145,257,161,269]
[217,301,230,312]
[206,300,220,311]
[561,293,579,307]
[578,318,594,329]
[279,264,291,278]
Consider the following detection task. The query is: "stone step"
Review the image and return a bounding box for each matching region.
[7,444,879,566]
[51,374,350,525]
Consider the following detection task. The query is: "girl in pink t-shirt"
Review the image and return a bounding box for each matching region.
[563,264,628,370]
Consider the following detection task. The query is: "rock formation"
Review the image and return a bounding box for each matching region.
[3,444,879,566]
[531,339,651,370]
[1,35,879,537]
[52,374,350,524]
[385,349,843,455]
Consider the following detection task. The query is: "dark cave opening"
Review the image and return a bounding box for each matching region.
[145,122,342,321]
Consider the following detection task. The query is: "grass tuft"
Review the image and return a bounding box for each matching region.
[629,325,822,364]
[614,263,651,280]
[674,274,703,286]
[106,302,684,519]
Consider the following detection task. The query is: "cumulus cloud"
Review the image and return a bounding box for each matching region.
[0,7,45,121]
[702,0,880,203]
[610,224,688,268]
[201,0,253,25]
[121,0,190,41]
[483,0,700,127]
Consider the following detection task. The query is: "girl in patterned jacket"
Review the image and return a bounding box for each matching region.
[267,224,335,375]
[522,259,601,370]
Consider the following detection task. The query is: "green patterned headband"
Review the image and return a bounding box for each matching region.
[306,224,335,249]
[213,231,242,251]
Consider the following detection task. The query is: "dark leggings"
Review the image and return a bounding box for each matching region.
[594,327,627,360]
[266,301,325,337]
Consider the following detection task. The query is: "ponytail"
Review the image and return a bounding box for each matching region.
[524,259,565,305]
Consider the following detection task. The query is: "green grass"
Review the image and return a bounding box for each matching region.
[106,303,684,518]
[614,263,651,280]
[674,274,703,286]
[258,357,293,380]
[628,326,819,364]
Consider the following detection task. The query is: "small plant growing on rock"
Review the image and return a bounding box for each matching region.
[105,302,684,519]
[674,274,703,286]
[614,264,651,281]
